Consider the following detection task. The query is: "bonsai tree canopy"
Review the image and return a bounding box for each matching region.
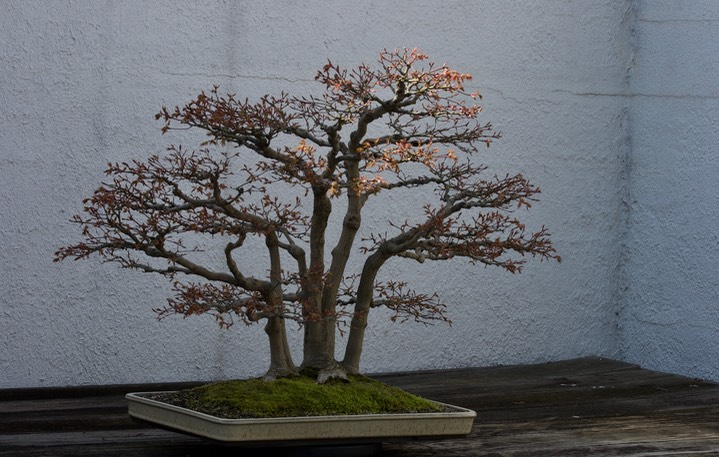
[55,48,560,383]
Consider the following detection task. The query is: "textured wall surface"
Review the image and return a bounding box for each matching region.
[1,1,643,388]
[619,0,719,381]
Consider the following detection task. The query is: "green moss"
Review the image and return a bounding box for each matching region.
[159,374,446,419]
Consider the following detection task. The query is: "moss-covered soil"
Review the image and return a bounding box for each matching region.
[146,372,448,419]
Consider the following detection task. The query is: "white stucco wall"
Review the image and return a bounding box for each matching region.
[0,0,651,388]
[619,1,719,381]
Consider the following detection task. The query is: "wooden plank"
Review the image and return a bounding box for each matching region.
[0,381,202,401]
[1,357,718,456]
[385,420,719,457]
[0,396,128,414]
[375,356,719,421]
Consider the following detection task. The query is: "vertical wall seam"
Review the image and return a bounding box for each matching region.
[613,0,639,360]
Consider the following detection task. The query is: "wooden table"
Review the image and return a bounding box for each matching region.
[2,357,718,456]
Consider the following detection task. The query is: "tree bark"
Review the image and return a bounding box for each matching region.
[320,162,366,366]
[263,315,297,380]
[262,230,297,379]
[302,187,333,369]
[341,251,388,374]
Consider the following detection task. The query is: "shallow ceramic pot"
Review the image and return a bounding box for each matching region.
[126,391,476,445]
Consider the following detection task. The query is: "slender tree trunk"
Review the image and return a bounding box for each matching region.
[264,315,297,379]
[321,167,366,367]
[320,211,359,362]
[262,230,297,379]
[341,251,388,374]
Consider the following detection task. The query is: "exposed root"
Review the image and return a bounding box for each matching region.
[262,365,300,382]
[316,365,350,384]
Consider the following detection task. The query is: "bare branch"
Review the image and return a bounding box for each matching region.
[57,48,559,379]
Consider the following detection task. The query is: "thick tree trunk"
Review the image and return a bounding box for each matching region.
[302,188,333,369]
[303,320,330,368]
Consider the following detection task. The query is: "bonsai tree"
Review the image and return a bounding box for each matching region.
[55,48,559,383]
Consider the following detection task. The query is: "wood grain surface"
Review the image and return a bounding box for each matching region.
[2,357,718,456]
